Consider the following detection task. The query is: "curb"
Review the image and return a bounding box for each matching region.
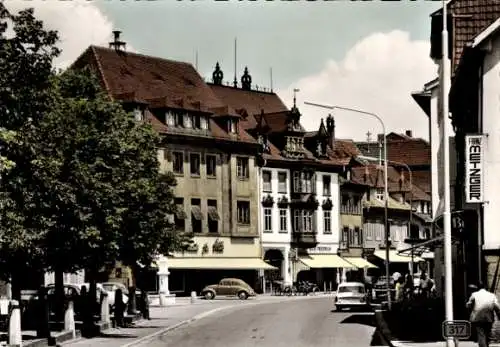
[120,294,330,347]
[374,309,395,347]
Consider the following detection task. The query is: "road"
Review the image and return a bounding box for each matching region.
[138,296,384,347]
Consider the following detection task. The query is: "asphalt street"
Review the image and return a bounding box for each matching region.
[139,296,383,347]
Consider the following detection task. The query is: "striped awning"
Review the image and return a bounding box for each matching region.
[344,257,378,269]
[299,255,356,269]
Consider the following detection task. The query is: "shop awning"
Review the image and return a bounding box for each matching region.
[344,257,378,269]
[207,206,220,221]
[167,257,277,270]
[373,250,424,263]
[299,255,356,269]
[191,206,203,220]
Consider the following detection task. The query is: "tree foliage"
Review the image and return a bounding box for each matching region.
[0,4,191,283]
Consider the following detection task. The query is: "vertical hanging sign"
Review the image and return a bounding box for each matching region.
[465,134,485,203]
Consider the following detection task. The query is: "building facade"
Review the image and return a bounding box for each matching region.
[71,35,275,295]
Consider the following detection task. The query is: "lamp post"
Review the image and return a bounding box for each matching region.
[304,101,391,309]
[441,1,455,346]
[358,156,414,276]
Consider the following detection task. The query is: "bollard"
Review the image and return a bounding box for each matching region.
[270,282,273,295]
[100,292,110,325]
[323,282,327,293]
[8,300,22,347]
[64,301,76,339]
[190,291,197,304]
[329,281,332,292]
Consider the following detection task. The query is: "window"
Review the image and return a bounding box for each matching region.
[263,208,272,232]
[375,188,384,201]
[323,175,331,196]
[237,157,249,179]
[206,155,217,177]
[279,209,287,233]
[278,172,287,193]
[174,197,185,231]
[173,152,184,174]
[303,210,314,232]
[200,116,208,130]
[166,112,175,126]
[263,171,272,192]
[237,201,250,224]
[228,119,237,133]
[342,226,349,247]
[191,114,201,129]
[174,113,183,127]
[190,153,200,176]
[353,227,361,246]
[293,171,314,193]
[293,210,301,232]
[207,199,219,234]
[191,198,202,233]
[133,108,143,122]
[323,210,331,234]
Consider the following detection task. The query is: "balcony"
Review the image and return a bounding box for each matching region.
[291,232,318,249]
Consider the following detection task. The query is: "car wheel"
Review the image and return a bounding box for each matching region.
[335,305,342,312]
[204,291,215,300]
[238,291,248,300]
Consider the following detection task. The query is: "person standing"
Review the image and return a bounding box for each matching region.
[466,282,500,347]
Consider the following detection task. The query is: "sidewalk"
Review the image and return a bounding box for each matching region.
[62,293,332,347]
[392,341,500,347]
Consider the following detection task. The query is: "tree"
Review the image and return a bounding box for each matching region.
[0,3,60,298]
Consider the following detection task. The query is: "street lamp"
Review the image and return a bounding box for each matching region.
[303,101,391,309]
[441,1,455,346]
[358,155,414,276]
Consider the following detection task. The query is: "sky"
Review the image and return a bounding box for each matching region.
[4,0,442,141]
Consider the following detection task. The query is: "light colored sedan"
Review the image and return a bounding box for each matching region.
[334,282,370,311]
[101,282,129,307]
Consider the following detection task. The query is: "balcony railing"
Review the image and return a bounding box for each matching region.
[291,232,318,249]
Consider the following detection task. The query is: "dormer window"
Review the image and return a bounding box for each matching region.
[200,116,208,130]
[375,188,384,201]
[184,113,192,128]
[133,108,143,122]
[191,114,201,129]
[175,113,183,127]
[228,119,238,134]
[166,111,175,126]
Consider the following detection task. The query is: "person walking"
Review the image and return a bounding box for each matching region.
[466,282,500,347]
[113,289,126,328]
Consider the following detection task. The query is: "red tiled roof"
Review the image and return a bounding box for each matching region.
[386,139,431,166]
[432,0,500,72]
[71,45,257,145]
[209,84,288,129]
[72,46,237,114]
[352,165,411,191]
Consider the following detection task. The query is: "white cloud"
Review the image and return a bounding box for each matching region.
[4,1,131,69]
[278,30,437,141]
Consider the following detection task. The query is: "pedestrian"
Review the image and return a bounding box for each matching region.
[466,282,500,347]
[419,272,434,299]
[114,289,126,328]
[395,276,405,303]
[141,289,150,320]
[403,274,414,300]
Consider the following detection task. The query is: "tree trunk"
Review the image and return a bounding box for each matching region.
[54,270,65,322]
[81,269,98,338]
[127,265,138,315]
[11,272,21,302]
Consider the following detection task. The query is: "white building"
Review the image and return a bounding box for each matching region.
[307,172,340,256]
[260,167,293,285]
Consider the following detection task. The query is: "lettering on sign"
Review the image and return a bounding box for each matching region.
[465,135,485,204]
[442,320,471,340]
[309,246,332,253]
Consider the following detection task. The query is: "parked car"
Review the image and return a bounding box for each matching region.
[373,276,395,302]
[101,282,129,307]
[334,282,370,311]
[45,283,104,319]
[201,278,256,300]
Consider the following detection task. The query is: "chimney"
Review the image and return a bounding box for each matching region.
[109,30,126,52]
[326,114,335,149]
[405,130,413,137]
